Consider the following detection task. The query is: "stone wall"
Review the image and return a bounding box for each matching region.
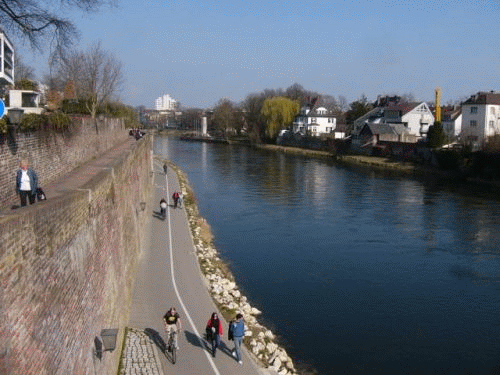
[0,135,152,374]
[0,117,128,211]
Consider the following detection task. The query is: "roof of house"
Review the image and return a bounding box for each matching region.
[384,102,422,116]
[360,123,411,136]
[462,91,500,105]
[442,107,462,121]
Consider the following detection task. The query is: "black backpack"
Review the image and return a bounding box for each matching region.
[36,187,46,201]
[228,320,234,341]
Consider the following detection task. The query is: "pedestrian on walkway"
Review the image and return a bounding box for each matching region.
[163,163,168,174]
[160,198,167,217]
[164,307,183,349]
[172,191,179,208]
[206,312,223,357]
[15,159,39,207]
[178,191,184,208]
[229,313,245,364]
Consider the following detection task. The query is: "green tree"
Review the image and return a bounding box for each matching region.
[427,122,447,148]
[261,96,300,139]
[345,94,373,126]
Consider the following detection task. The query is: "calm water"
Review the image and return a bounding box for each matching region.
[156,136,500,374]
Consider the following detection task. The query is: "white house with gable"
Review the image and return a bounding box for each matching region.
[292,105,339,137]
[383,102,434,137]
[354,102,434,139]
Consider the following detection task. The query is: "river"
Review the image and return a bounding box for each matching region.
[155,136,500,374]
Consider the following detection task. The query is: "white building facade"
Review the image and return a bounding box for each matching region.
[292,106,337,136]
[155,94,177,111]
[461,91,500,148]
[0,31,14,85]
[441,108,462,140]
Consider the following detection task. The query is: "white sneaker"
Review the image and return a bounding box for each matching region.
[232,350,237,359]
[238,360,243,365]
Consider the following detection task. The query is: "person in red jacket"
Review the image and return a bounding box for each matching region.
[206,312,223,357]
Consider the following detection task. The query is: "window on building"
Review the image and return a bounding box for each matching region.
[470,107,478,114]
[470,120,477,127]
[490,121,495,129]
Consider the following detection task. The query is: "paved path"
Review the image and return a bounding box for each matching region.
[125,157,269,375]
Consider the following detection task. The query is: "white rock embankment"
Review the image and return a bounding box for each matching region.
[169,161,299,375]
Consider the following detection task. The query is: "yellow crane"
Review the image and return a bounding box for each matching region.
[434,87,442,123]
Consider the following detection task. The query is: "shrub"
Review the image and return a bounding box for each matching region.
[435,149,461,170]
[19,113,46,131]
[46,112,71,131]
[0,117,7,134]
[61,99,91,115]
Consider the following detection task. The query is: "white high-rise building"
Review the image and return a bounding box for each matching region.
[155,94,177,111]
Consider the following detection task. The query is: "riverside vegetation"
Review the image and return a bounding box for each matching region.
[163,158,299,375]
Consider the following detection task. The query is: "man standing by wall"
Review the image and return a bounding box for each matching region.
[16,159,38,207]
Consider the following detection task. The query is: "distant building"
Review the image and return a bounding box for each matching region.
[461,91,500,148]
[292,105,338,136]
[155,94,177,112]
[7,90,43,114]
[441,107,462,140]
[353,101,434,138]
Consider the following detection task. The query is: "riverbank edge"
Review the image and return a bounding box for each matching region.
[160,157,302,375]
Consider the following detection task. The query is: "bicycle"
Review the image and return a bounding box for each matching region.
[166,330,177,364]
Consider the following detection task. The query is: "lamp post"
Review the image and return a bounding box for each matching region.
[8,108,24,129]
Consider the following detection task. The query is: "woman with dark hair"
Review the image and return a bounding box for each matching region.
[206,312,223,357]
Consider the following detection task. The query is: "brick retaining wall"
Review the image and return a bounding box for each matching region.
[0,135,152,374]
[0,117,128,211]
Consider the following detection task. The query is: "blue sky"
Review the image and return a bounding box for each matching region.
[19,0,500,109]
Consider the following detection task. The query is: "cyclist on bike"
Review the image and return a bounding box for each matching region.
[160,198,167,218]
[164,307,183,349]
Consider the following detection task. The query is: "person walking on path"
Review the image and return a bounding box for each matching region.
[229,313,245,364]
[160,198,167,218]
[206,312,223,358]
[178,191,184,208]
[16,159,39,207]
[172,191,179,208]
[164,307,183,349]
[163,163,168,174]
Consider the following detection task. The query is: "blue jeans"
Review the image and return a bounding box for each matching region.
[233,336,243,361]
[211,334,220,354]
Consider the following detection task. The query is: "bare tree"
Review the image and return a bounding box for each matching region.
[59,41,123,120]
[0,0,115,59]
[14,54,35,82]
[212,98,235,136]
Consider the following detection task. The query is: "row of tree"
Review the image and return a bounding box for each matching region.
[201,84,372,143]
[198,85,451,146]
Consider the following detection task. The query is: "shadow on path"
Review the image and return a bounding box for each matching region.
[144,328,166,353]
[152,211,166,220]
